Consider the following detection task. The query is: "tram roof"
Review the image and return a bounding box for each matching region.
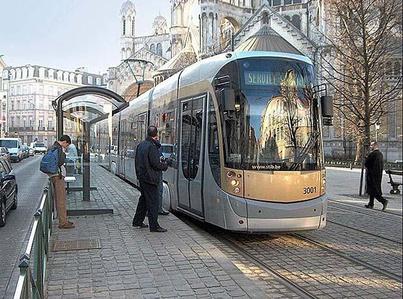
[132,51,313,104]
[179,51,313,88]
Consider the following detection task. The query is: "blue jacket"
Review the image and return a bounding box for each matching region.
[135,137,168,185]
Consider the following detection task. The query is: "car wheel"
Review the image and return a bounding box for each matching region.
[11,190,18,210]
[0,200,6,227]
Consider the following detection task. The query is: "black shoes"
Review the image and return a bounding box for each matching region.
[150,227,167,233]
[364,204,374,209]
[382,200,388,211]
[158,210,169,215]
[133,223,148,228]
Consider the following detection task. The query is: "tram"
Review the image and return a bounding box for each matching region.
[94,51,333,232]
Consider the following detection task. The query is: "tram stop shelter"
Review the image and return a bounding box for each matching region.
[52,86,128,215]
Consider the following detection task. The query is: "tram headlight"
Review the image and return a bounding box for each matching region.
[230,179,239,187]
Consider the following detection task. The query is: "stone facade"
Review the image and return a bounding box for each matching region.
[2,65,106,145]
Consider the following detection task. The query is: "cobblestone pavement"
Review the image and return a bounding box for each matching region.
[45,165,403,298]
[219,233,402,298]
[0,156,47,299]
[327,202,402,243]
[47,166,267,298]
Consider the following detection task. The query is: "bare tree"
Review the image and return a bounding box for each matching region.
[320,0,402,161]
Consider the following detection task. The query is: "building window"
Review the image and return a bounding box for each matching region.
[123,17,126,35]
[291,14,301,29]
[156,43,162,56]
[150,44,155,53]
[88,76,93,85]
[284,0,292,4]
[273,0,281,6]
[96,77,101,85]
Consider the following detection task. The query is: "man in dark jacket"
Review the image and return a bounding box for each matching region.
[132,126,168,232]
[365,141,388,211]
[49,135,75,229]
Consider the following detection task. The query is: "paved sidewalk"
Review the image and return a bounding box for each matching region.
[326,167,402,214]
[46,166,267,298]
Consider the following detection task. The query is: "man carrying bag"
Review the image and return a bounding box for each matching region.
[40,135,75,229]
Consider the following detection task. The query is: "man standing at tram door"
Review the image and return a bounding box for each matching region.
[132,126,169,232]
[365,141,388,211]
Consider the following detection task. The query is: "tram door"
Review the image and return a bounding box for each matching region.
[177,95,206,217]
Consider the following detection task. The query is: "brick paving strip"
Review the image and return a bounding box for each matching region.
[46,166,269,298]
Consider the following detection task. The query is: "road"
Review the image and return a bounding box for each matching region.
[0,156,47,299]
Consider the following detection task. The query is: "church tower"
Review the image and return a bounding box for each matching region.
[120,0,136,60]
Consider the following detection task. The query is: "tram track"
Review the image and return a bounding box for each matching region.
[178,213,401,298]
[326,219,402,244]
[330,200,403,218]
[219,235,318,299]
[328,203,402,244]
[292,233,402,282]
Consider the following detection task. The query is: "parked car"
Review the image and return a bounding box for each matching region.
[0,157,18,227]
[21,144,30,159]
[33,142,47,154]
[28,146,34,156]
[0,138,23,162]
[0,147,11,163]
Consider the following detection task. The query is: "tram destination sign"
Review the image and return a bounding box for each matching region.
[244,71,305,87]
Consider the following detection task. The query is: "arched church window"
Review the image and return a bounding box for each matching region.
[123,17,126,35]
[132,20,135,36]
[291,14,301,30]
[156,43,162,56]
[150,44,155,53]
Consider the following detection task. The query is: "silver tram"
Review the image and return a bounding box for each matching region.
[94,51,331,232]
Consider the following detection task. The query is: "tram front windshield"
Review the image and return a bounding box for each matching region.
[220,58,321,171]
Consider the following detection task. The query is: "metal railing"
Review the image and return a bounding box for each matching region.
[13,181,54,299]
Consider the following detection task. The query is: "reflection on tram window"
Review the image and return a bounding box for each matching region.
[208,96,221,185]
[215,58,321,171]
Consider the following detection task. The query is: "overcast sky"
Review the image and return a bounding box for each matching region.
[0,0,170,74]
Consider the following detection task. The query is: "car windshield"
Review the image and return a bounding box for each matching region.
[0,140,18,148]
[161,145,173,154]
[219,58,321,171]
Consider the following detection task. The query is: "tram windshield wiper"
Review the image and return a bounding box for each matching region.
[289,131,319,171]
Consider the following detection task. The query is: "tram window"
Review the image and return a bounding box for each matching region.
[208,97,221,186]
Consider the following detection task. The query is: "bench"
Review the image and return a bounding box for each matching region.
[64,176,77,194]
[385,169,403,194]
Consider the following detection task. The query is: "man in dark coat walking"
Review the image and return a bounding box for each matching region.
[132,126,169,232]
[365,141,388,211]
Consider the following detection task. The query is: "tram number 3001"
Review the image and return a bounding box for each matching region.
[303,187,317,194]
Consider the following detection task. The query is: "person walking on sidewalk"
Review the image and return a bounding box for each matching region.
[132,126,168,232]
[365,141,388,211]
[50,135,75,229]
